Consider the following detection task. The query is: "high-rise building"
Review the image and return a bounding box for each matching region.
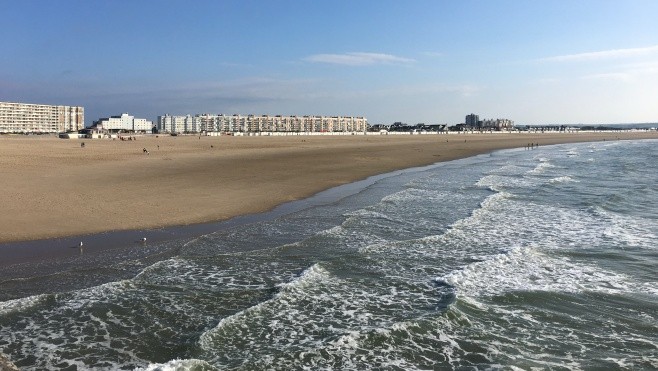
[0,101,84,133]
[465,113,479,127]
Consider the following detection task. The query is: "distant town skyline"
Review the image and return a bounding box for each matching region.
[2,0,658,126]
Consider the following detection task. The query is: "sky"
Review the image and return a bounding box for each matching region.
[2,0,658,126]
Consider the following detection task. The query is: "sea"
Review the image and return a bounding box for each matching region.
[0,139,656,370]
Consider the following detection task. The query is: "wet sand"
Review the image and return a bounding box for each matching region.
[1,131,657,244]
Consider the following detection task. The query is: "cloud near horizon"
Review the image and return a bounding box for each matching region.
[541,45,658,62]
[304,52,415,66]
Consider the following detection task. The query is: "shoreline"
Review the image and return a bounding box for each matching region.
[1,133,657,299]
[0,158,442,268]
[1,132,657,247]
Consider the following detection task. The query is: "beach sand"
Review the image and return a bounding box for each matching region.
[1,131,656,243]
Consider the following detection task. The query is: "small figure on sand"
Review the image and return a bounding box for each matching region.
[143,148,150,155]
[80,142,85,148]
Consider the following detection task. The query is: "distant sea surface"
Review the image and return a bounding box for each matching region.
[1,139,657,370]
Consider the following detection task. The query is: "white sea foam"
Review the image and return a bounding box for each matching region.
[549,175,578,183]
[475,174,510,191]
[198,263,331,350]
[560,147,580,157]
[594,207,657,248]
[0,293,49,316]
[439,246,652,298]
[135,358,217,371]
[528,161,555,174]
[448,191,511,233]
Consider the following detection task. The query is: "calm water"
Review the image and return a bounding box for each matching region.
[1,139,657,370]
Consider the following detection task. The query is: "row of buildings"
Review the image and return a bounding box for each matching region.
[464,113,514,130]
[0,101,368,135]
[0,101,84,134]
[156,114,369,134]
[90,113,370,134]
[1,101,517,135]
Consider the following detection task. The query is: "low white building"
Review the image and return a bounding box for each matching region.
[94,113,153,132]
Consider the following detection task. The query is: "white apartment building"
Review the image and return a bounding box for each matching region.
[0,101,84,133]
[95,113,153,132]
[158,114,194,133]
[157,114,369,134]
[480,118,514,130]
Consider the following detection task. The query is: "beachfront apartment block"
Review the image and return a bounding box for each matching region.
[464,113,514,131]
[158,114,194,133]
[93,113,154,132]
[157,114,369,134]
[0,101,84,134]
[480,118,514,130]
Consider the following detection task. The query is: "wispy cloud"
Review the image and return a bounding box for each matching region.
[581,72,633,82]
[304,52,415,66]
[579,60,658,83]
[541,45,658,62]
[307,83,483,100]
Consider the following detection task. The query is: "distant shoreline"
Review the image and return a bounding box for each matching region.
[1,131,657,246]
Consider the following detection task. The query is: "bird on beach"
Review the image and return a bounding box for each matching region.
[79,241,83,248]
[141,237,147,243]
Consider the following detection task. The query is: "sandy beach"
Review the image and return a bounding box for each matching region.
[1,131,656,243]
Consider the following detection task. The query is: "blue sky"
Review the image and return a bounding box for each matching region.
[2,0,658,126]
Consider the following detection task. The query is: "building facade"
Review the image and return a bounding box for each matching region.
[465,113,479,127]
[94,113,153,132]
[464,113,514,131]
[0,101,84,134]
[157,114,369,134]
[480,118,514,130]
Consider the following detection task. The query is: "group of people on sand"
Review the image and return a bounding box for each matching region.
[526,143,539,150]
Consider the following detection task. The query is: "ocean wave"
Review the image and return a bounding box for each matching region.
[559,147,580,157]
[593,206,658,249]
[438,246,654,298]
[0,293,52,316]
[528,160,555,174]
[198,263,330,351]
[548,175,578,183]
[450,191,512,232]
[135,358,217,371]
